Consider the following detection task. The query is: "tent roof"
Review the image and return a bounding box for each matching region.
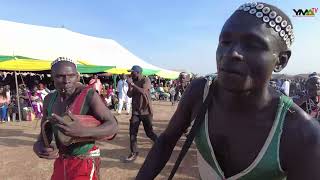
[0,20,180,79]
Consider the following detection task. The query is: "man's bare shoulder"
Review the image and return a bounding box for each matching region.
[286,103,318,132]
[179,77,208,109]
[185,77,208,96]
[43,91,58,107]
[284,103,320,152]
[282,103,320,173]
[161,77,210,138]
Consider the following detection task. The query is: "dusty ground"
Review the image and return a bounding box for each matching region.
[0,101,199,180]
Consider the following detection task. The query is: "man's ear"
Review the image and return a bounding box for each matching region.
[274,50,291,73]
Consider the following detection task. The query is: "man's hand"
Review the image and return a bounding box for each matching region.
[33,141,58,160]
[52,111,86,138]
[127,78,133,85]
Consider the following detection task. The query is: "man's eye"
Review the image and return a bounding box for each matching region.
[220,40,231,46]
[243,42,259,49]
[243,41,266,50]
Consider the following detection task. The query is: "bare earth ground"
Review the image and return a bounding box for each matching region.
[0,101,199,180]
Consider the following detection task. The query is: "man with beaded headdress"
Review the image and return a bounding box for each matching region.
[294,73,320,119]
[137,2,320,180]
[33,57,118,180]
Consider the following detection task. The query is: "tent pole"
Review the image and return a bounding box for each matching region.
[113,75,117,88]
[15,71,22,122]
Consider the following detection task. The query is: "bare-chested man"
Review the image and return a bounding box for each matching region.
[33,57,118,180]
[137,2,320,180]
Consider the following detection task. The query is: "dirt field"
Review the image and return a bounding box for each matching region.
[0,101,199,180]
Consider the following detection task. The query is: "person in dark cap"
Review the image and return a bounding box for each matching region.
[309,72,318,78]
[137,2,320,180]
[122,65,158,163]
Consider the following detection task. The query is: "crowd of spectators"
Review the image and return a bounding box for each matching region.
[0,72,191,123]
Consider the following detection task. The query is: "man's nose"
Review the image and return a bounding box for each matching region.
[225,42,244,61]
[62,76,70,83]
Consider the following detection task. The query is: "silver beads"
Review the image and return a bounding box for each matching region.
[275,16,282,23]
[236,2,294,48]
[269,20,276,27]
[256,12,264,18]
[269,11,277,19]
[275,25,281,32]
[256,4,264,10]
[262,7,271,14]
[263,16,270,22]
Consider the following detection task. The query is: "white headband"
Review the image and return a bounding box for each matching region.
[237,2,294,48]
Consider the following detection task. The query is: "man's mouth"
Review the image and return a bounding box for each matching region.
[220,68,245,76]
[61,87,72,93]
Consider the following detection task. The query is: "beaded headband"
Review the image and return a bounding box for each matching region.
[51,57,77,68]
[237,2,294,48]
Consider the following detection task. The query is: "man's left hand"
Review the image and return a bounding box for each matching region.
[127,78,133,85]
[52,111,86,138]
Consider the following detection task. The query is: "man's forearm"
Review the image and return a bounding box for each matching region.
[83,120,118,138]
[131,84,146,94]
[40,121,54,146]
[136,134,176,179]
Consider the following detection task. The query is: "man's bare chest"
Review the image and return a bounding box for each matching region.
[50,100,71,116]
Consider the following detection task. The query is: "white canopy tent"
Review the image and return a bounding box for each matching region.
[0,20,180,78]
[0,19,181,122]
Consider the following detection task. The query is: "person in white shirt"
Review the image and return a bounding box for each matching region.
[117,74,132,114]
[281,79,290,96]
[37,83,50,100]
